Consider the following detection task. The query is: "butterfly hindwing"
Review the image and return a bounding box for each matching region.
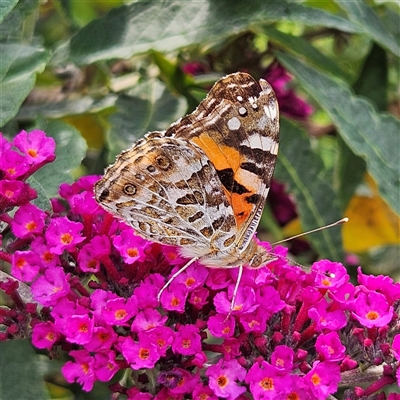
[167,73,279,251]
[95,135,237,254]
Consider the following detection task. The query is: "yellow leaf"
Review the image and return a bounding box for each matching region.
[62,114,105,149]
[343,176,400,253]
[282,217,302,238]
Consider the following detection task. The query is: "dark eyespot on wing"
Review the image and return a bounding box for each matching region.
[123,184,136,196]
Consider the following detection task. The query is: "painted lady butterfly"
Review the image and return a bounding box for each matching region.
[95,72,279,310]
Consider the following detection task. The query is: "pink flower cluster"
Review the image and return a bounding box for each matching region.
[0,130,55,213]
[0,130,399,399]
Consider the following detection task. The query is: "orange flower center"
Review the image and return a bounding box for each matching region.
[127,248,139,257]
[43,251,54,263]
[260,377,274,390]
[321,278,331,286]
[217,375,228,388]
[60,233,73,244]
[171,297,180,307]
[366,311,379,320]
[27,148,38,157]
[222,326,231,335]
[81,362,90,374]
[139,348,150,360]
[25,221,37,231]
[114,309,127,320]
[186,277,195,287]
[16,258,26,269]
[311,373,321,386]
[79,323,89,333]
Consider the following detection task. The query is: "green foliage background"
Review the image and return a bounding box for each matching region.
[0,1,399,398]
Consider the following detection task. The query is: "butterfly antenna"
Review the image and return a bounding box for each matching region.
[269,217,348,269]
[271,217,348,246]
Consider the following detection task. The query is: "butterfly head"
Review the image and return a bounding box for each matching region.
[246,239,277,269]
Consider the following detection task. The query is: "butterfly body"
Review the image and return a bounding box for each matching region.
[95,72,280,302]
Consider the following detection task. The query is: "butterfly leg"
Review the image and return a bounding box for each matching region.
[225,264,244,320]
[157,257,199,303]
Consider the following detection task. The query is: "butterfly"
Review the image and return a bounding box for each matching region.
[95,72,280,312]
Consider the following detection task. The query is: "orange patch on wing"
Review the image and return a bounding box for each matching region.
[192,133,241,171]
[231,193,253,227]
[193,133,260,229]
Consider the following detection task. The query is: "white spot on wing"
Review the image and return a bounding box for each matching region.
[264,86,272,94]
[264,104,277,121]
[248,96,258,109]
[237,95,243,102]
[239,107,247,116]
[227,117,241,130]
[257,115,268,129]
[242,134,279,155]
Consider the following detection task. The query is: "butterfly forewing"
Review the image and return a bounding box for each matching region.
[167,73,279,251]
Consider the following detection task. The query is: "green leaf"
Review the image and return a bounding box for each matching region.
[353,43,388,112]
[32,120,88,198]
[69,0,360,65]
[381,7,400,46]
[337,137,366,210]
[0,0,40,42]
[17,94,118,121]
[274,118,344,261]
[0,0,18,23]
[336,0,400,56]
[151,51,199,111]
[0,44,49,127]
[27,175,53,212]
[277,51,400,215]
[0,340,49,400]
[336,42,388,210]
[0,44,48,81]
[261,26,348,80]
[0,75,36,128]
[107,79,187,161]
[0,270,34,304]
